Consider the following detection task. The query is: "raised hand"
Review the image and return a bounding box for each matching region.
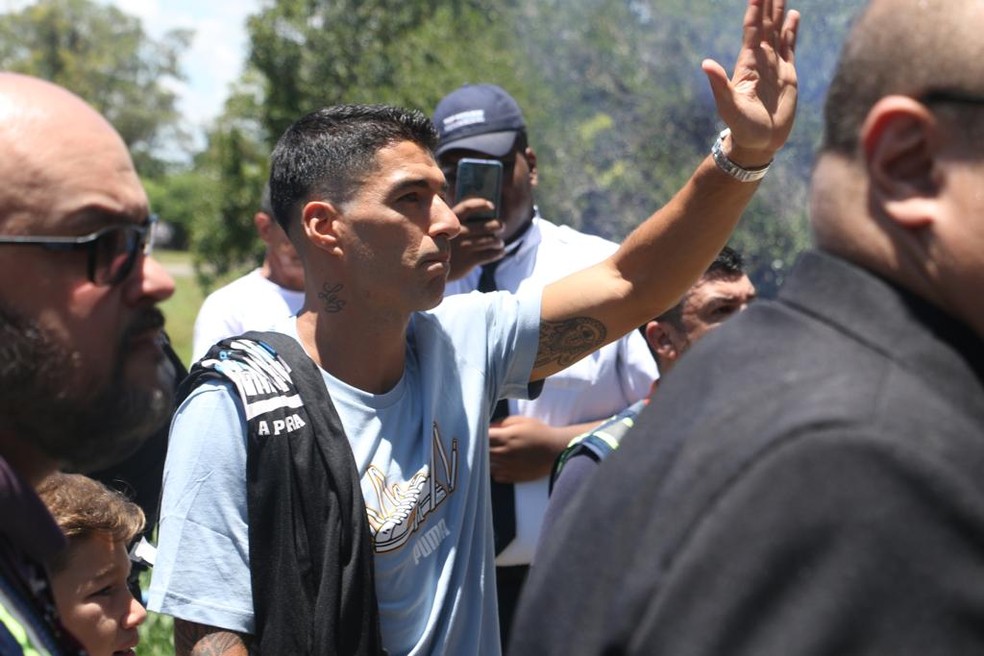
[702,0,801,165]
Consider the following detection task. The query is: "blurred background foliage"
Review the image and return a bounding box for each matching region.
[1,0,866,295]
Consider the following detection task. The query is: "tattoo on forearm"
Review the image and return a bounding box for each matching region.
[175,619,250,656]
[535,317,607,369]
[318,282,346,313]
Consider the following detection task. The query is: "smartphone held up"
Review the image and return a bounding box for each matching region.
[454,158,503,221]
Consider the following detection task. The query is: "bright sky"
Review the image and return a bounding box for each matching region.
[1,0,259,140]
[107,0,259,130]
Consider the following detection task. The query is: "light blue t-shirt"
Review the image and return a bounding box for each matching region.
[149,288,541,656]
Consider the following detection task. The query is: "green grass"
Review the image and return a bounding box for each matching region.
[141,250,197,653]
[156,249,203,369]
[139,563,174,653]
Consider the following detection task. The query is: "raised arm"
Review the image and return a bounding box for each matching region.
[532,0,799,382]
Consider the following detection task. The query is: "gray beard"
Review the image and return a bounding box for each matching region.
[0,302,173,473]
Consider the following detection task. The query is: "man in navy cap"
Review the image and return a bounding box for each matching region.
[433,83,659,644]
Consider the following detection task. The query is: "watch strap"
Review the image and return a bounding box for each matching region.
[711,129,771,182]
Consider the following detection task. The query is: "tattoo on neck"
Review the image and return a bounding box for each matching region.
[318,282,346,313]
[535,316,606,369]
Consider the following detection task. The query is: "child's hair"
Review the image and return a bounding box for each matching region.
[37,472,146,574]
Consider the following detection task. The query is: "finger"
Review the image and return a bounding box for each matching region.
[452,197,496,219]
[457,220,504,239]
[761,0,776,44]
[772,0,785,25]
[457,231,502,246]
[742,0,764,50]
[781,9,800,61]
[454,236,505,254]
[770,0,786,48]
[471,217,505,234]
[702,58,733,110]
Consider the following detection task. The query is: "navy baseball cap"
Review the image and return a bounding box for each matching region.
[433,84,526,158]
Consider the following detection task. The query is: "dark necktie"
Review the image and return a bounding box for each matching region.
[478,261,516,555]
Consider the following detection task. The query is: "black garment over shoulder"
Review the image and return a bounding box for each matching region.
[180,332,383,656]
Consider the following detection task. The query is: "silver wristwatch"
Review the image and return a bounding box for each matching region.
[711,129,771,182]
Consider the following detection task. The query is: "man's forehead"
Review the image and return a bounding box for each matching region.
[0,111,146,233]
[369,141,442,182]
[688,273,755,302]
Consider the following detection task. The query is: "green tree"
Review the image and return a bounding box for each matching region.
[514,0,864,295]
[202,0,866,297]
[0,0,192,176]
[190,103,270,291]
[143,170,218,252]
[177,68,269,291]
[515,0,721,242]
[190,0,529,282]
[246,0,525,139]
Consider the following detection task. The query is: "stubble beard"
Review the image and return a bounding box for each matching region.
[0,303,173,473]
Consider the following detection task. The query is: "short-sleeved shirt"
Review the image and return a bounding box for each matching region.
[150,288,542,656]
[445,216,658,564]
[192,269,305,361]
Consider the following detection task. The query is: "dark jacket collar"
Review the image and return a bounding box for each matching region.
[780,250,984,415]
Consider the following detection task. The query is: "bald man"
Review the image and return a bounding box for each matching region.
[511,1,984,654]
[0,73,175,655]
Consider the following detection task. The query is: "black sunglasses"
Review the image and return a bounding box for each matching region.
[0,214,157,286]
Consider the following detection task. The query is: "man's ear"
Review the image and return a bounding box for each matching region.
[301,200,342,255]
[524,146,539,187]
[645,321,678,366]
[254,211,275,245]
[861,96,941,229]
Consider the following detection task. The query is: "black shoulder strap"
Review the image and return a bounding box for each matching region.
[182,331,383,655]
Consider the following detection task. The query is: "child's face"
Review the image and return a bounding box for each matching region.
[50,533,146,656]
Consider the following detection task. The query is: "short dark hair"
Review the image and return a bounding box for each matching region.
[653,246,745,328]
[822,0,984,156]
[268,104,438,233]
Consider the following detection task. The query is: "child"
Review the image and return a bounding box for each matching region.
[37,473,147,656]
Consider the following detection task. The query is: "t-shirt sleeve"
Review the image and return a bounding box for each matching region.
[147,381,255,634]
[487,286,542,402]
